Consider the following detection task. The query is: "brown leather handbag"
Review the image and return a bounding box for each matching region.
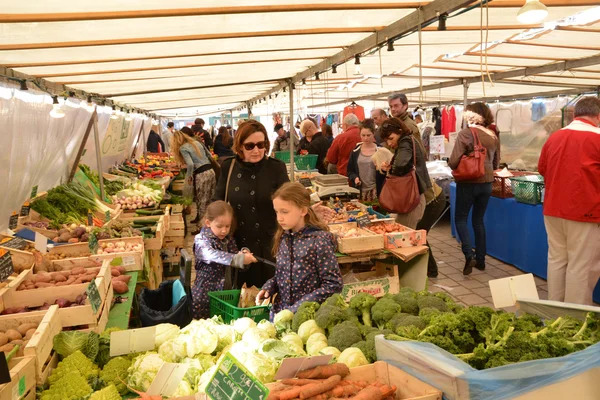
[452,127,487,181]
[379,137,421,214]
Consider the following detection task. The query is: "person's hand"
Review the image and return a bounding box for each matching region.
[354,177,361,186]
[256,290,270,305]
[380,161,391,172]
[312,202,335,221]
[300,150,309,155]
[242,251,257,265]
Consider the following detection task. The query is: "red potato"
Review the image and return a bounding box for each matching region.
[112,280,129,294]
[111,269,121,277]
[116,266,126,274]
[114,275,131,284]
[71,267,85,275]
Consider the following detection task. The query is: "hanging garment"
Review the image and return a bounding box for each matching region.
[432,107,442,137]
[343,103,365,121]
[441,106,456,139]
[531,101,547,122]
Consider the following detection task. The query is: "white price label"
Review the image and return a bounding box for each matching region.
[122,256,135,266]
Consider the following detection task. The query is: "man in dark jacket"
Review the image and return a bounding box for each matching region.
[299,120,331,174]
[192,118,213,148]
[146,130,165,153]
[272,123,298,152]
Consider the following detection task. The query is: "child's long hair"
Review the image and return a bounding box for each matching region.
[272,182,329,256]
[204,201,236,233]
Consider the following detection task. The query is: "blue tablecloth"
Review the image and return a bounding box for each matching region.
[449,182,600,303]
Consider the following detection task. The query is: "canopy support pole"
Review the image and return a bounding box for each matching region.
[131,120,145,160]
[92,110,105,200]
[462,79,469,129]
[68,109,95,182]
[288,79,295,182]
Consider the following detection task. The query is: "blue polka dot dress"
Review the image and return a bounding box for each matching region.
[262,226,343,315]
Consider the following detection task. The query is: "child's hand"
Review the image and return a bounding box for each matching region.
[243,252,257,264]
[380,161,391,172]
[256,290,270,304]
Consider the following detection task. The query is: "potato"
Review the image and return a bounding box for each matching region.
[34,273,52,283]
[67,238,79,244]
[17,323,37,336]
[116,266,126,274]
[59,270,71,278]
[5,329,21,341]
[10,339,23,346]
[17,346,24,357]
[0,344,14,353]
[35,282,54,288]
[25,329,36,340]
[114,275,131,284]
[112,280,129,294]
[111,269,121,277]
[71,267,85,275]
[52,273,67,283]
[0,332,8,346]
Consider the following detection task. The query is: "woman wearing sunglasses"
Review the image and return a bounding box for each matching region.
[213,120,290,288]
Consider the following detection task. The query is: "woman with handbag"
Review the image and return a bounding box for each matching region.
[379,118,432,229]
[172,130,217,235]
[448,102,500,275]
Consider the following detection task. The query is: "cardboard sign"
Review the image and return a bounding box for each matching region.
[8,213,18,231]
[356,214,371,227]
[0,237,28,251]
[88,232,98,255]
[34,232,47,254]
[20,202,30,217]
[0,352,10,385]
[273,355,332,381]
[86,280,101,314]
[147,362,189,397]
[429,135,445,154]
[206,353,269,400]
[299,177,312,188]
[489,274,539,309]
[109,327,156,357]
[0,250,14,283]
[30,186,38,199]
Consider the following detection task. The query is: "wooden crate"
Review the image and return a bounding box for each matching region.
[171,179,185,191]
[0,305,62,385]
[51,237,144,271]
[0,356,36,400]
[50,257,103,272]
[113,215,165,251]
[330,222,384,254]
[0,262,113,331]
[166,214,185,237]
[161,203,184,214]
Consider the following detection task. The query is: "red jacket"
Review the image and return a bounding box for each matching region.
[326,126,361,176]
[538,118,600,223]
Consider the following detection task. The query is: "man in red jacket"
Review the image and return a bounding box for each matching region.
[538,96,600,305]
[326,113,362,176]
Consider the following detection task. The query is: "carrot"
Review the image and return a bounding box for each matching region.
[349,386,383,400]
[299,375,341,399]
[118,378,162,400]
[281,379,326,386]
[297,363,350,379]
[278,384,316,400]
[378,384,397,398]
[332,383,361,397]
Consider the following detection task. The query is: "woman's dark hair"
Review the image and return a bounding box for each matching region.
[232,120,270,158]
[322,124,333,138]
[465,102,494,127]
[180,126,194,137]
[218,126,232,146]
[359,118,376,133]
[379,117,410,140]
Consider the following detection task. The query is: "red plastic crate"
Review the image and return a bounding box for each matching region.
[492,171,533,199]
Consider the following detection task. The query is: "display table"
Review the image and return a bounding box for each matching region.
[449,182,600,303]
[106,271,138,330]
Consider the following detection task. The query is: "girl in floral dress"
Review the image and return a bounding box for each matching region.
[192,201,256,319]
[257,183,343,315]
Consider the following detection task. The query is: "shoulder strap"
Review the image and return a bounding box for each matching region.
[469,127,482,147]
[224,159,236,203]
[410,136,417,170]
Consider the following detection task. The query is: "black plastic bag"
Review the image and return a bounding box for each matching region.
[139,279,192,328]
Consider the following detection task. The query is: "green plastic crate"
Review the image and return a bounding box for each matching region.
[274,151,291,163]
[295,154,318,170]
[208,289,270,323]
[511,175,545,205]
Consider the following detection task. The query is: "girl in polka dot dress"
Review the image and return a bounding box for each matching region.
[192,201,257,319]
[257,183,343,315]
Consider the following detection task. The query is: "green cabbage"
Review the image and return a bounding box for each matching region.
[257,320,277,338]
[297,320,326,343]
[242,327,271,351]
[319,346,341,359]
[53,331,100,360]
[232,317,257,336]
[126,352,165,392]
[338,347,369,368]
[306,333,328,356]
[281,333,304,350]
[154,323,180,349]
[196,366,217,393]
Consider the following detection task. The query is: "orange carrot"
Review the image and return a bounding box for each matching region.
[281,378,326,386]
[379,384,397,398]
[299,375,342,399]
[349,386,383,400]
[332,383,362,397]
[297,363,350,379]
[278,384,316,400]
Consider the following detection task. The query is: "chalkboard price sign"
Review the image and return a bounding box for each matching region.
[86,280,101,314]
[87,211,93,227]
[88,232,99,255]
[30,185,38,199]
[0,237,28,251]
[299,178,312,188]
[0,250,14,283]
[8,213,18,231]
[206,353,269,400]
[20,202,30,217]
[356,213,371,227]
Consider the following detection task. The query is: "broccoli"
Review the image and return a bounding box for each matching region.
[392,293,419,315]
[323,293,349,309]
[292,301,320,332]
[398,286,417,298]
[328,321,363,351]
[419,307,442,325]
[371,298,402,329]
[416,295,449,313]
[385,313,411,330]
[353,341,376,363]
[100,357,132,395]
[315,305,357,334]
[349,292,377,327]
[394,315,426,331]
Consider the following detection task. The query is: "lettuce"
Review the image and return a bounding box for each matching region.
[242,328,271,351]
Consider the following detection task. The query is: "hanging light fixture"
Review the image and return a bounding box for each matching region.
[125,109,133,121]
[387,40,395,52]
[438,12,448,31]
[354,54,362,76]
[110,105,119,119]
[49,96,65,119]
[517,0,548,24]
[302,78,306,85]
[332,64,338,74]
[83,95,95,112]
[315,72,320,81]
[19,80,28,91]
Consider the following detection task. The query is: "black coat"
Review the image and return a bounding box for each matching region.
[146,130,165,153]
[390,135,432,195]
[347,144,386,197]
[307,132,331,175]
[213,156,289,287]
[213,134,234,158]
[192,124,213,148]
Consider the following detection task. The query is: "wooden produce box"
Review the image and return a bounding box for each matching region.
[0,240,34,274]
[113,215,165,251]
[171,179,185,192]
[165,213,184,237]
[0,262,113,332]
[0,356,36,400]
[330,222,384,254]
[366,222,427,249]
[51,237,144,271]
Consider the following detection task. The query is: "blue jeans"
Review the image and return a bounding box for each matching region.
[455,182,492,262]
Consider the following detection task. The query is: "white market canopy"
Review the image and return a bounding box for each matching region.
[1,0,599,117]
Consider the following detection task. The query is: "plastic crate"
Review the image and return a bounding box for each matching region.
[208,289,270,323]
[295,154,318,170]
[492,171,534,198]
[511,175,545,205]
[274,151,291,163]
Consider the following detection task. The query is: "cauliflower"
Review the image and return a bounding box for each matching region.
[154,323,180,349]
[127,352,165,392]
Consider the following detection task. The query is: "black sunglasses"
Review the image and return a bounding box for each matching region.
[243,141,267,151]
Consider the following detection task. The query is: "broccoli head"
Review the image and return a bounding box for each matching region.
[417,295,449,313]
[385,313,411,331]
[349,292,377,327]
[292,301,320,332]
[392,293,419,315]
[371,298,402,329]
[328,321,363,351]
[358,324,379,339]
[323,293,349,309]
[398,286,417,299]
[394,315,426,331]
[419,307,442,325]
[353,340,376,363]
[315,304,357,333]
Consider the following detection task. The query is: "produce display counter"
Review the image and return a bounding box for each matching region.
[448,182,600,303]
[106,271,138,330]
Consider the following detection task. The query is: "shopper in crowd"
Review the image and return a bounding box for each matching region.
[380,118,432,229]
[388,93,424,149]
[146,129,166,153]
[326,113,362,176]
[416,180,447,278]
[213,120,289,288]
[448,103,499,275]
[172,130,216,235]
[538,96,600,305]
[192,201,257,319]
[272,123,298,153]
[322,123,334,145]
[257,182,343,315]
[296,121,313,155]
[299,119,331,174]
[347,119,385,201]
[161,122,174,153]
[192,118,213,148]
[213,126,234,159]
[371,108,388,145]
